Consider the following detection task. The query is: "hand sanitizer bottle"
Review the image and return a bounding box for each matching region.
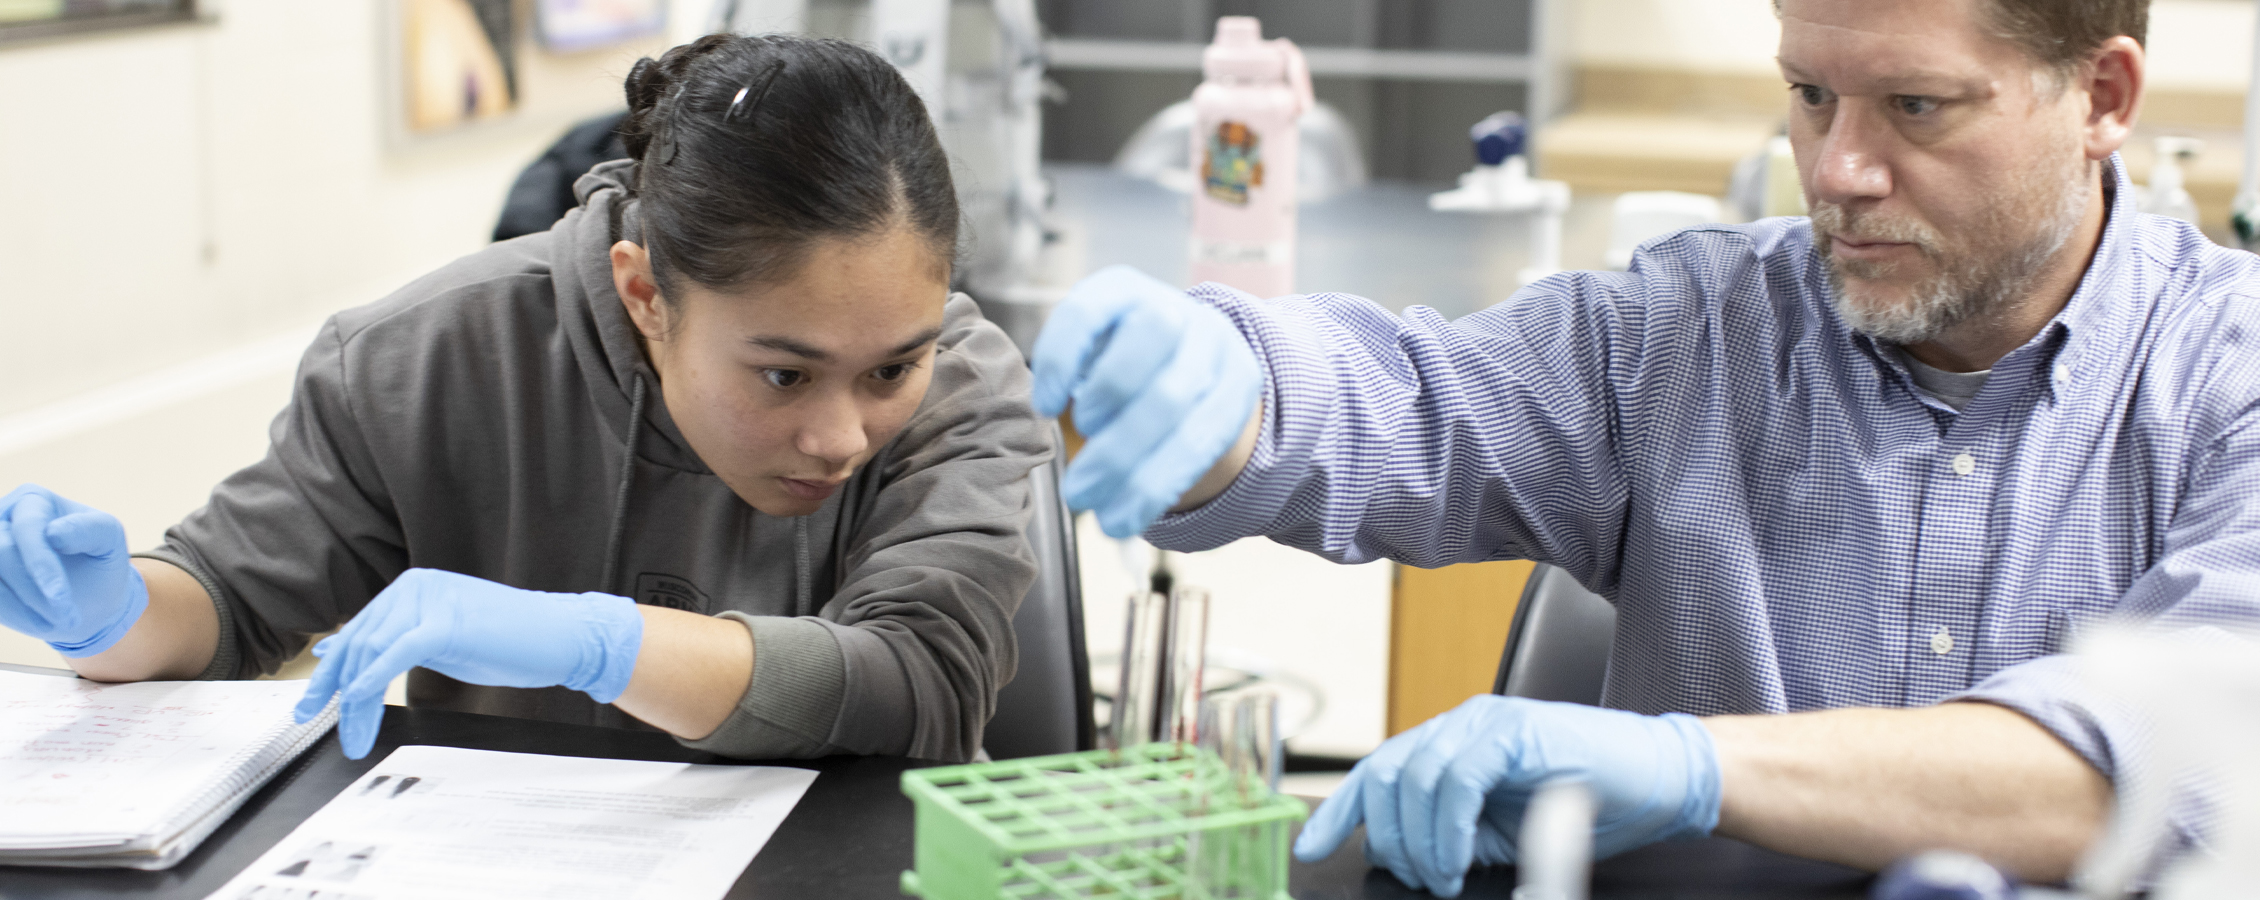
[1188,16,1311,299]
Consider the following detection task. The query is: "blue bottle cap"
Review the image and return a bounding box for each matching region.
[1470,111,1527,166]
[1872,851,2016,900]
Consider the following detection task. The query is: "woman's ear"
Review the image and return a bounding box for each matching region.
[610,240,671,340]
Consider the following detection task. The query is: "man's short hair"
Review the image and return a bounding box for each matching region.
[1980,0,2147,84]
[1774,0,2148,83]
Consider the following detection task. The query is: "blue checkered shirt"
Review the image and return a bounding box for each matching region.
[1148,158,2260,785]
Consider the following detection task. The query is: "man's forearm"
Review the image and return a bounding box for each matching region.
[1171,401,1263,513]
[69,558,220,682]
[1704,702,2109,881]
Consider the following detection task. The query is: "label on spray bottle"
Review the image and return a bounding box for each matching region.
[1194,119,1291,270]
[1202,120,1264,206]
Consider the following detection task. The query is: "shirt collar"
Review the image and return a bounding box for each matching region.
[2012,152,2137,377]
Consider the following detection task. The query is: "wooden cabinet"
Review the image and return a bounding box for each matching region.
[1387,559,1531,735]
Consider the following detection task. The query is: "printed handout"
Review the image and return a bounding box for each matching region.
[206,745,818,900]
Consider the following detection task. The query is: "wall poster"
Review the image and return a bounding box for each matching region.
[401,0,517,133]
[535,0,666,53]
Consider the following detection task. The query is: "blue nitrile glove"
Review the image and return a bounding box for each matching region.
[1029,265,1264,538]
[1292,695,1721,898]
[0,485,149,657]
[293,568,644,759]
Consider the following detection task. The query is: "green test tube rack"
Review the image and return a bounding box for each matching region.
[899,743,1308,900]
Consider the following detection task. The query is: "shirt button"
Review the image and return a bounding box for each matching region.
[1951,453,1975,476]
[1930,629,1954,655]
[2053,363,2072,383]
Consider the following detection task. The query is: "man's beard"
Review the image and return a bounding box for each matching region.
[1812,158,2090,346]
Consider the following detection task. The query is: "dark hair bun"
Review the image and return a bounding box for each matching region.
[620,59,664,160]
[620,34,733,162]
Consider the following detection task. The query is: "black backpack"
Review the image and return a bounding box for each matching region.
[491,111,631,242]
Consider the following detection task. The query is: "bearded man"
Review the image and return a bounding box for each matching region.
[1030,0,2257,893]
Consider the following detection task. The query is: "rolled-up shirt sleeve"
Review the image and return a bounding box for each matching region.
[1955,410,2260,850]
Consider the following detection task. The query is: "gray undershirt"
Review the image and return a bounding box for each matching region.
[1896,348,1993,412]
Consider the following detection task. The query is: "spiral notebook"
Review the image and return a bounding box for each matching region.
[0,669,337,870]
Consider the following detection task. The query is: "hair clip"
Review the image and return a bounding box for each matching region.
[661,84,689,166]
[725,59,788,125]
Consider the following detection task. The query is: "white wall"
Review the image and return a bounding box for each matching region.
[2148,0,2257,92]
[1570,0,2255,89]
[0,0,667,420]
[1570,0,1780,74]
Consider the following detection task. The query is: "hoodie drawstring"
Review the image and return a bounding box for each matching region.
[601,373,647,594]
[602,371,814,613]
[793,517,812,616]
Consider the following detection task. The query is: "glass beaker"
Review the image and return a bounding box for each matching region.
[1188,689,1285,899]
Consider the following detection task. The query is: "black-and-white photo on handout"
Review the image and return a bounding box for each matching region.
[356,772,440,799]
[272,839,381,882]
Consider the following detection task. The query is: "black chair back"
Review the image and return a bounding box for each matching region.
[981,431,1096,758]
[1492,563,1616,705]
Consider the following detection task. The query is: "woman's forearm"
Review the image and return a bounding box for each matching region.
[1706,702,2110,881]
[611,606,755,741]
[69,558,220,682]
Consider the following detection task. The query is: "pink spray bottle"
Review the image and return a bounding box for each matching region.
[1188,17,1312,299]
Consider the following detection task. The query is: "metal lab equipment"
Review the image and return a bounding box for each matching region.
[2234,0,2260,250]
[727,0,1056,351]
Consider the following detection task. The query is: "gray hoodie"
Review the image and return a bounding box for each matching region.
[139,159,1051,762]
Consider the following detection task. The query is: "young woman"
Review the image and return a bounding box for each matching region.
[0,33,1049,763]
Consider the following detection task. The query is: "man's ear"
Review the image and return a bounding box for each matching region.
[610,241,671,341]
[2079,35,2144,161]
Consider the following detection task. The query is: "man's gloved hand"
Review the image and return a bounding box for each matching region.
[1292,695,1721,898]
[1030,265,1263,538]
[293,568,644,759]
[0,485,149,657]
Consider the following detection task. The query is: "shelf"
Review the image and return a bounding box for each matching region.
[0,9,203,47]
[1043,38,1536,83]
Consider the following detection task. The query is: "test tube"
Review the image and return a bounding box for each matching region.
[1112,588,1170,750]
[1159,584,1210,745]
[1240,690,1281,793]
